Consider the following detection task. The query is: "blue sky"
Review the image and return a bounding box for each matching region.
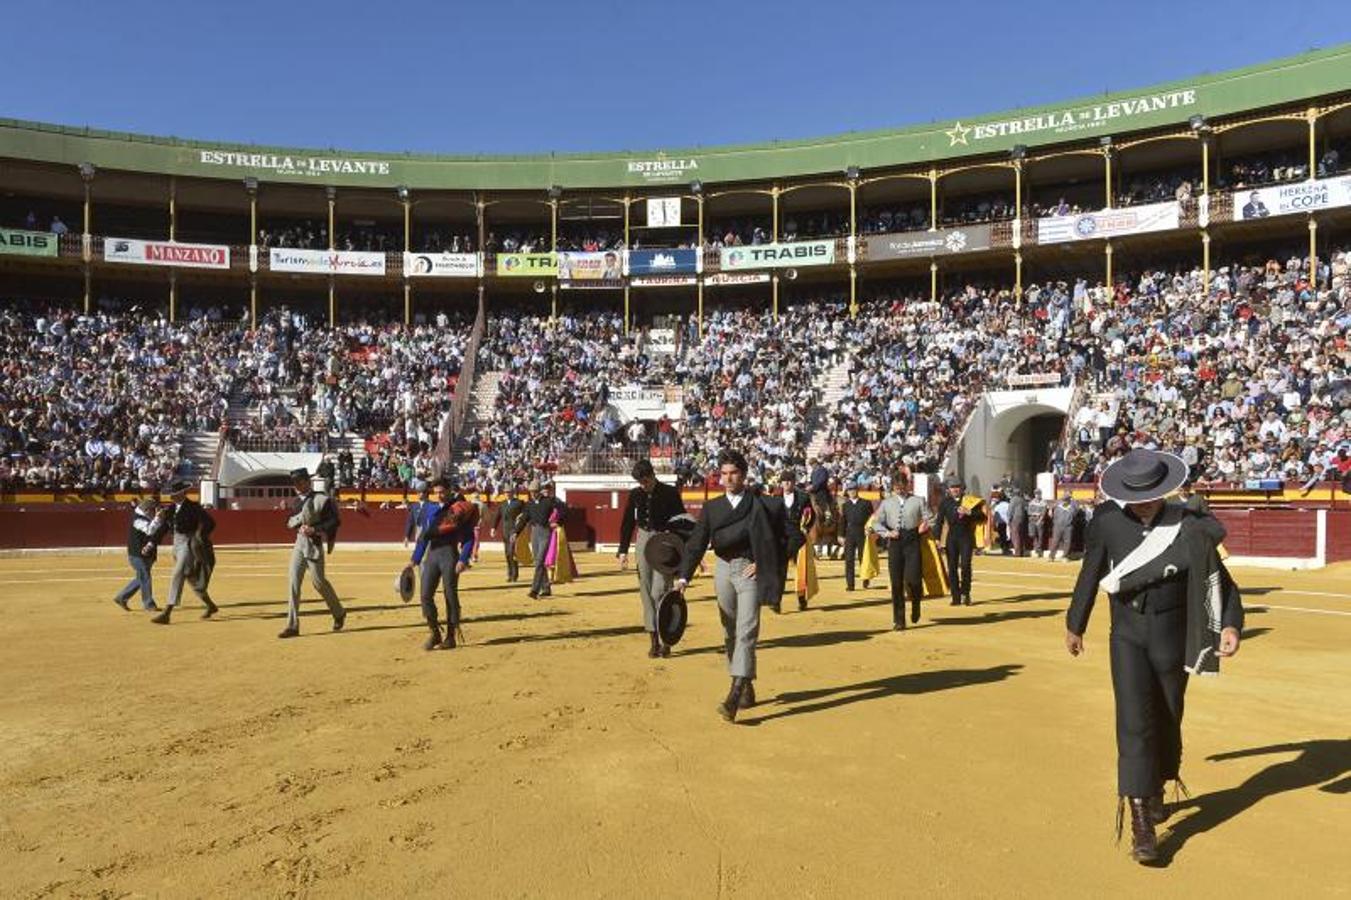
[1,0,1345,155]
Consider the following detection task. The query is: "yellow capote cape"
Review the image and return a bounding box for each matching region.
[513,528,534,565]
[794,543,820,600]
[960,495,988,547]
[551,531,578,585]
[859,512,948,598]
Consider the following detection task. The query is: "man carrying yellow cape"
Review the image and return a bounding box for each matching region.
[513,519,579,585]
[794,541,820,602]
[861,511,948,599]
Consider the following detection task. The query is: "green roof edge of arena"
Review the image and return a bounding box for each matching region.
[1,44,1349,191]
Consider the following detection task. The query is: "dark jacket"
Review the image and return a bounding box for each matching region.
[934,495,979,546]
[680,490,783,581]
[841,497,873,538]
[171,499,215,539]
[1066,501,1241,637]
[524,496,567,529]
[618,481,686,555]
[501,497,526,538]
[126,507,169,561]
[772,489,813,555]
[411,498,477,566]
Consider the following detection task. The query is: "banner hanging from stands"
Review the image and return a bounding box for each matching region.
[269,248,385,275]
[1235,174,1351,220]
[719,240,835,270]
[864,224,994,259]
[0,227,58,257]
[404,252,478,277]
[631,275,698,287]
[104,237,231,269]
[704,272,771,286]
[558,250,623,281]
[1007,373,1063,387]
[497,252,558,276]
[627,248,699,276]
[1037,201,1179,244]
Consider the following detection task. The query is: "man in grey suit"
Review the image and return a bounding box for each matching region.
[522,480,566,599]
[1048,495,1078,562]
[278,467,346,639]
[1008,487,1028,557]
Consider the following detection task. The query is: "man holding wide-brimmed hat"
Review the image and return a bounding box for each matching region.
[618,459,687,659]
[150,480,219,625]
[1065,448,1244,864]
[278,467,346,639]
[934,477,979,606]
[522,479,566,599]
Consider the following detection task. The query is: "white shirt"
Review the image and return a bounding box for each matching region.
[784,492,796,509]
[725,491,744,510]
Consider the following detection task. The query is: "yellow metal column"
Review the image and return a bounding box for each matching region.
[326,187,337,328]
[169,271,177,322]
[1309,217,1318,290]
[1201,137,1210,195]
[83,265,91,316]
[772,273,779,321]
[1308,107,1318,180]
[928,168,938,230]
[1202,231,1211,295]
[623,193,631,336]
[624,285,631,336]
[849,266,857,319]
[1105,240,1113,289]
[476,193,486,252]
[404,281,411,326]
[549,194,558,250]
[80,163,94,313]
[250,276,258,330]
[328,277,336,328]
[696,193,705,337]
[930,261,938,303]
[771,184,780,241]
[551,284,558,320]
[1014,251,1023,301]
[168,177,177,241]
[1103,148,1113,209]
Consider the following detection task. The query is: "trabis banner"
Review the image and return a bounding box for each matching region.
[0,227,58,257]
[718,240,835,270]
[497,253,558,276]
[105,237,230,269]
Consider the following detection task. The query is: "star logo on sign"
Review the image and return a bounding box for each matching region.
[946,121,971,146]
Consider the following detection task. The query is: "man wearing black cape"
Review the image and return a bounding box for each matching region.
[1065,449,1244,864]
[674,449,783,723]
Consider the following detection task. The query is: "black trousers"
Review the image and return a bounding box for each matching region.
[503,533,519,582]
[1109,601,1188,798]
[843,531,865,589]
[419,545,462,627]
[887,533,922,625]
[946,539,974,600]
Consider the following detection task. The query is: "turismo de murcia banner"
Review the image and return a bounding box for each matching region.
[1236,174,1351,220]
[1037,201,1180,245]
[105,237,230,269]
[719,240,835,270]
[405,252,478,277]
[269,248,385,275]
[0,227,58,257]
[865,225,994,260]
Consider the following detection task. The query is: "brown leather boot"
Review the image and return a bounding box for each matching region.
[717,678,746,723]
[739,682,757,709]
[1128,797,1159,864]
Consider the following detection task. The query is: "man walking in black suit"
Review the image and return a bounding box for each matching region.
[772,469,814,612]
[1066,449,1244,863]
[617,459,686,658]
[674,449,782,723]
[150,481,219,624]
[523,480,567,599]
[934,477,978,606]
[873,472,928,629]
[840,479,873,591]
[499,485,526,583]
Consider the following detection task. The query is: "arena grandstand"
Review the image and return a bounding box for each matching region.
[2,44,1351,562]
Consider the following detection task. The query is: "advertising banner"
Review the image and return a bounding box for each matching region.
[1235,174,1351,220]
[631,275,698,288]
[719,240,835,270]
[0,227,58,257]
[865,224,994,260]
[269,247,385,275]
[627,248,699,276]
[1037,201,1179,244]
[404,252,479,277]
[704,272,771,286]
[497,253,558,276]
[105,237,230,269]
[558,250,623,281]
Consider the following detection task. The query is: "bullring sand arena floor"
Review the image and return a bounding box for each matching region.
[1,549,1348,898]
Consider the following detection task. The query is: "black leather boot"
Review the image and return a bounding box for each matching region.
[1128,797,1159,864]
[439,625,457,650]
[150,606,172,625]
[718,678,747,723]
[739,681,757,709]
[201,594,219,619]
[424,620,442,651]
[648,632,661,658]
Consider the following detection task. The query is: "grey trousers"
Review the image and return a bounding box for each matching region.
[420,545,462,626]
[167,534,209,608]
[530,525,552,595]
[635,529,670,633]
[1049,525,1072,558]
[1029,521,1045,554]
[287,541,345,630]
[714,557,760,680]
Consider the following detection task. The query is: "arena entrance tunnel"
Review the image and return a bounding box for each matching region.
[950,387,1072,496]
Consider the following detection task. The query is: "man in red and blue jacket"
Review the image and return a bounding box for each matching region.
[412,478,477,651]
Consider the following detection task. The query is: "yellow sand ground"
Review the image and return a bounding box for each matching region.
[0,550,1347,898]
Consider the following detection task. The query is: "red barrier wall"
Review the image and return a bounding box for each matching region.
[0,502,1335,560]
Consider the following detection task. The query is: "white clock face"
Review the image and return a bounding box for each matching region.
[648,198,680,228]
